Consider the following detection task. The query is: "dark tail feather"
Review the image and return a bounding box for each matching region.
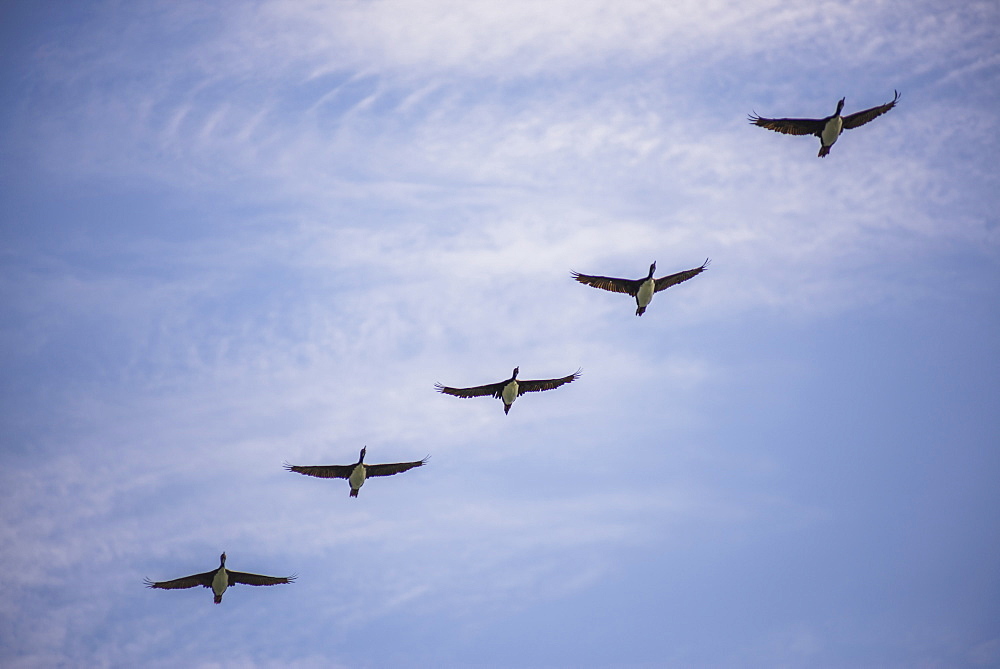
[214,593,222,604]
[636,305,646,316]
[818,144,831,157]
[503,403,511,415]
[350,488,359,498]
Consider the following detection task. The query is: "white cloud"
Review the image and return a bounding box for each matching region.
[3,1,998,666]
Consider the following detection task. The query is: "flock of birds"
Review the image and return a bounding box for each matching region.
[145,91,901,603]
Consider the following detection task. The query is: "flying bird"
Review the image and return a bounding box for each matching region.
[144,552,295,604]
[435,367,581,415]
[572,260,709,316]
[284,446,428,498]
[748,90,900,157]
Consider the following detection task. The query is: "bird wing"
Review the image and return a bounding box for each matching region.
[748,113,825,136]
[226,570,296,587]
[571,271,643,296]
[654,259,710,293]
[365,456,429,478]
[842,90,900,130]
[144,570,216,590]
[284,462,354,479]
[435,381,506,399]
[517,369,582,395]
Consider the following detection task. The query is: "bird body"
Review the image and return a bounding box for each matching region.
[572,260,709,316]
[501,378,519,410]
[635,275,656,316]
[436,366,581,414]
[144,552,295,604]
[285,447,428,497]
[749,91,899,157]
[211,563,229,604]
[819,111,844,156]
[348,462,366,496]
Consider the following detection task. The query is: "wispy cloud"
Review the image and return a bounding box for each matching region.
[3,1,998,666]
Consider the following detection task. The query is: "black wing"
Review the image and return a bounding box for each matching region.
[748,113,825,137]
[284,462,354,479]
[517,369,581,395]
[654,259,710,292]
[571,271,642,297]
[365,456,429,478]
[435,381,505,399]
[226,570,296,587]
[842,90,900,130]
[144,570,216,590]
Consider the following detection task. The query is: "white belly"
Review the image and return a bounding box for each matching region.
[502,380,519,406]
[212,568,229,598]
[821,116,843,146]
[350,464,367,491]
[637,279,655,309]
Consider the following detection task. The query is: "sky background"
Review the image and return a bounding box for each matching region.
[1,1,999,667]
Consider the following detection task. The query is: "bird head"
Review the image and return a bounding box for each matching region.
[512,367,519,379]
[836,98,846,114]
[220,552,227,566]
[649,262,657,277]
[359,446,367,461]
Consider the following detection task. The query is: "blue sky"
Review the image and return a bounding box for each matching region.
[1,1,998,667]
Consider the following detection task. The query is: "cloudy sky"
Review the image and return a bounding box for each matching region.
[2,1,998,667]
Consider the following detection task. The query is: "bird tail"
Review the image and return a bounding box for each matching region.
[636,306,646,316]
[503,404,511,415]
[350,488,359,498]
[214,594,222,604]
[818,145,831,158]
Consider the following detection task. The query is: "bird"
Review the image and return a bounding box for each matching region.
[572,259,709,316]
[748,90,900,157]
[144,552,295,604]
[435,367,581,415]
[284,446,428,498]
